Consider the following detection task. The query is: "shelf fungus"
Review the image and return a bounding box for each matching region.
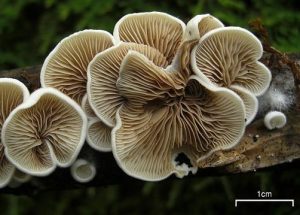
[70,159,96,183]
[264,111,287,130]
[191,27,272,124]
[111,51,246,181]
[81,94,112,152]
[0,78,29,188]
[2,88,87,176]
[41,30,115,104]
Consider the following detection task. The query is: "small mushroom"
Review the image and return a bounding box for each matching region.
[81,94,112,152]
[264,111,287,130]
[112,51,245,181]
[41,30,115,104]
[87,42,168,127]
[0,78,29,188]
[191,27,272,124]
[2,88,87,176]
[70,159,96,183]
[113,12,185,64]
[184,14,224,41]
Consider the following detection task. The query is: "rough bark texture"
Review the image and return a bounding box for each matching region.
[0,51,299,195]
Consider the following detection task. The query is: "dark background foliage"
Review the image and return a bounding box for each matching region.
[0,0,299,214]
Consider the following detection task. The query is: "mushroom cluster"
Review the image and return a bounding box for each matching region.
[0,12,272,187]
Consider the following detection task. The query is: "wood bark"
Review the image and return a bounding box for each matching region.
[0,52,299,195]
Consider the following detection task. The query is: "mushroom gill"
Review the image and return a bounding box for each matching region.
[191,27,272,124]
[114,12,185,64]
[41,30,115,104]
[112,51,245,181]
[2,88,87,176]
[0,78,29,188]
[81,94,112,152]
[87,42,168,127]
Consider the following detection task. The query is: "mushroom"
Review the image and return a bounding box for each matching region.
[70,159,96,183]
[41,30,115,104]
[264,111,287,130]
[184,14,224,41]
[0,78,29,188]
[2,88,87,176]
[8,169,32,188]
[113,12,185,64]
[81,94,112,152]
[87,42,168,127]
[191,27,272,124]
[111,51,245,181]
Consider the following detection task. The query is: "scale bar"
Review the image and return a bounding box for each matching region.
[235,199,294,207]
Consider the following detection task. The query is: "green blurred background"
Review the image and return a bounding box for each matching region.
[0,0,300,214]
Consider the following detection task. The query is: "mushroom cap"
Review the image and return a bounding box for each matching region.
[70,159,96,183]
[2,88,87,176]
[264,111,287,130]
[0,78,29,188]
[86,118,112,152]
[41,30,115,104]
[87,42,168,127]
[184,14,224,41]
[113,11,185,64]
[112,51,245,181]
[191,27,272,96]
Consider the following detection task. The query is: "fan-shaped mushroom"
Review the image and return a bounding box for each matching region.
[87,42,168,127]
[264,111,286,130]
[41,30,115,104]
[184,14,224,41]
[191,27,271,124]
[2,88,87,176]
[113,12,185,64]
[112,51,245,181]
[81,94,112,152]
[0,78,29,188]
[70,159,96,183]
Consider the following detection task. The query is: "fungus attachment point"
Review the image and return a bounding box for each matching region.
[2,88,87,176]
[264,111,287,130]
[0,78,29,188]
[184,14,224,41]
[41,30,115,104]
[71,159,96,183]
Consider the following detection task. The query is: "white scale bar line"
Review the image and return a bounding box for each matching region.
[235,199,294,207]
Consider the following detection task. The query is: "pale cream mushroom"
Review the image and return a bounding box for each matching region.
[0,78,29,188]
[87,42,168,127]
[113,12,185,64]
[41,30,115,104]
[111,51,246,181]
[184,14,224,41]
[264,111,287,130]
[191,27,272,124]
[2,88,87,176]
[81,94,112,152]
[70,159,96,183]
